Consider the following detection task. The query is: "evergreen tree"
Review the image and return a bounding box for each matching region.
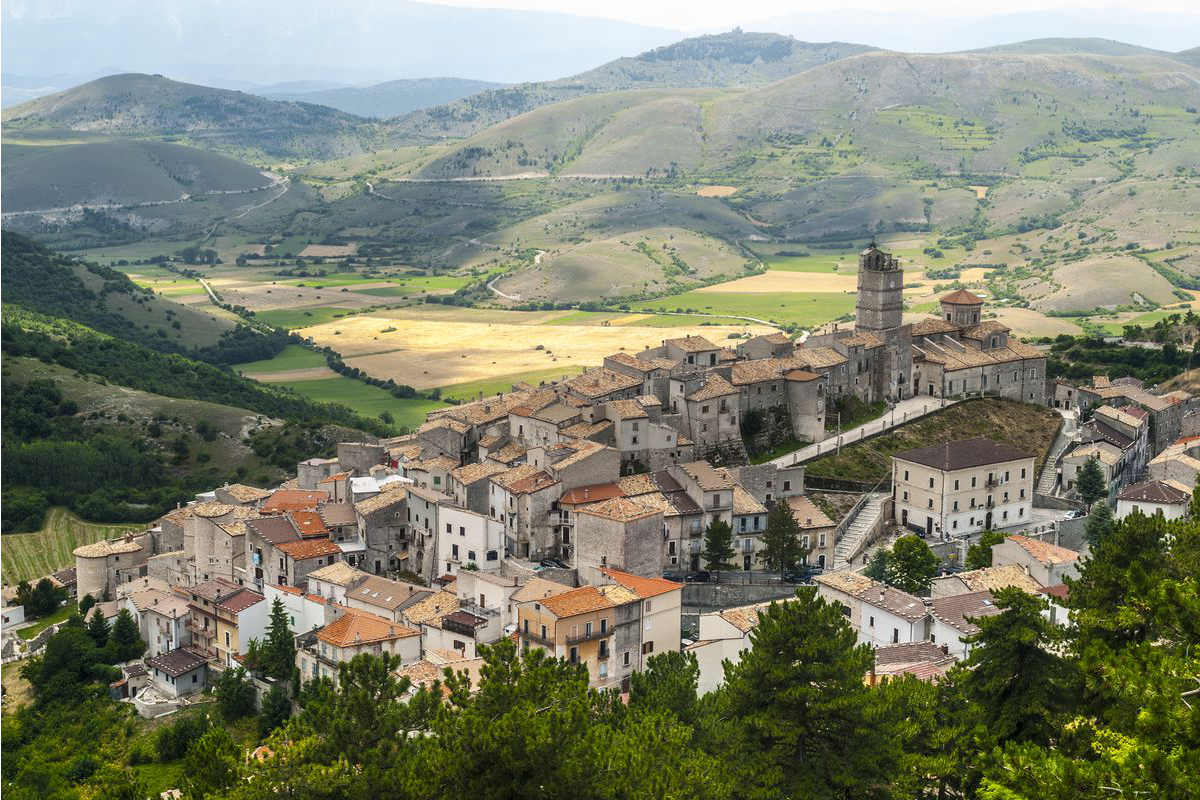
[965,529,1006,570]
[259,684,292,737]
[628,650,701,729]
[759,502,801,577]
[78,593,97,616]
[106,608,145,663]
[261,597,295,681]
[1075,457,1107,506]
[700,519,737,573]
[864,548,891,581]
[885,535,940,595]
[721,587,898,799]
[86,606,111,648]
[214,666,257,721]
[1084,499,1114,548]
[1189,474,1200,518]
[962,586,1071,746]
[182,726,240,800]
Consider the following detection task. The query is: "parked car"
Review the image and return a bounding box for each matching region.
[684,571,711,583]
[662,571,685,583]
[539,558,568,569]
[781,568,818,584]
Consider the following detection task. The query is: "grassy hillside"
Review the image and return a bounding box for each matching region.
[1,138,272,212]
[805,398,1062,483]
[387,32,872,142]
[1,73,375,159]
[1,507,137,586]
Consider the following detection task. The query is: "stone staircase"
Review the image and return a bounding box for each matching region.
[834,492,888,569]
[1037,427,1074,495]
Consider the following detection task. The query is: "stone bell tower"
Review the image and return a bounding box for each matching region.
[855,243,904,332]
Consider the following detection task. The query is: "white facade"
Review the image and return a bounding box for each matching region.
[437,505,506,575]
[893,453,1035,539]
[265,584,327,635]
[1116,498,1188,520]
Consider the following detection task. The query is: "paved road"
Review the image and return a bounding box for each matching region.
[773,396,960,467]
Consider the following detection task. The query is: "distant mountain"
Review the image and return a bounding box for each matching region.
[387,31,874,141]
[1,73,373,158]
[262,77,507,119]
[0,0,681,86]
[971,37,1178,58]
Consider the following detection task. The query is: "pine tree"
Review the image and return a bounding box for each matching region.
[759,502,801,577]
[86,606,111,648]
[864,548,891,581]
[1084,500,1114,548]
[722,587,899,799]
[700,519,737,573]
[107,608,145,663]
[262,598,295,681]
[965,530,1006,570]
[1075,457,1107,507]
[259,684,292,737]
[182,726,240,799]
[214,666,256,721]
[1189,474,1200,518]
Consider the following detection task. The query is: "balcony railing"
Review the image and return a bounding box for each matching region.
[460,600,500,619]
[566,627,610,645]
[521,630,555,648]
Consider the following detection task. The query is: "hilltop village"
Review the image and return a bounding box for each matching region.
[7,243,1197,705]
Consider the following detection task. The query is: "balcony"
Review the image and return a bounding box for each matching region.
[521,629,555,648]
[566,627,610,645]
[187,619,213,637]
[459,600,500,619]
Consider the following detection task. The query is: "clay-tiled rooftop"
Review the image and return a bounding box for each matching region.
[354,486,408,516]
[814,572,927,622]
[317,610,419,647]
[559,483,624,506]
[941,289,984,305]
[318,502,357,528]
[488,441,529,465]
[678,460,735,491]
[792,346,848,369]
[74,538,143,558]
[403,590,462,626]
[511,577,573,605]
[548,439,608,472]
[786,495,835,529]
[718,601,777,633]
[247,516,299,545]
[942,564,1043,595]
[349,574,430,611]
[730,485,767,516]
[217,588,265,614]
[191,502,237,519]
[290,510,329,537]
[1117,479,1191,504]
[505,470,561,496]
[664,335,719,353]
[1006,534,1079,566]
[559,419,613,439]
[577,496,661,523]
[911,317,962,336]
[685,373,737,402]
[962,320,1012,341]
[731,358,789,385]
[263,490,329,513]
[600,567,682,599]
[605,398,650,420]
[147,647,208,677]
[539,585,613,617]
[419,417,471,435]
[308,561,367,587]
[564,367,642,399]
[452,460,507,485]
[221,484,273,502]
[616,473,658,496]
[929,591,999,635]
[277,538,342,561]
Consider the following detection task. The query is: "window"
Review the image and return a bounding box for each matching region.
[701,405,710,414]
[623,651,631,666]
[928,477,935,489]
[540,625,547,639]
[904,470,909,481]
[972,476,977,488]
[569,647,578,663]
[467,550,476,561]
[953,500,959,511]
[645,599,652,613]
[869,615,875,627]
[903,491,909,501]
[928,499,934,509]
[460,526,466,536]
[954,479,959,490]
[585,622,593,637]
[1021,468,1027,479]
[446,523,452,534]
[783,480,791,491]
[600,618,607,634]
[523,619,529,634]
[452,544,459,558]
[893,628,900,644]
[641,641,655,655]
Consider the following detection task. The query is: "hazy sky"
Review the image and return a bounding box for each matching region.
[415,0,1196,31]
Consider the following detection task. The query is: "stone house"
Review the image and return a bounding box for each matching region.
[319,503,366,568]
[448,460,508,513]
[297,610,421,686]
[353,487,409,577]
[508,401,584,449]
[674,373,740,447]
[737,332,795,361]
[489,464,562,560]
[404,455,460,495]
[571,497,664,585]
[214,588,267,668]
[297,457,341,490]
[992,534,1080,586]
[602,352,677,399]
[147,647,209,698]
[73,534,150,601]
[214,484,272,508]
[263,489,329,514]
[121,588,191,658]
[417,417,472,462]
[1116,479,1192,520]
[597,568,682,689]
[306,561,369,604]
[561,367,643,405]
[274,538,344,590]
[532,439,622,492]
[454,570,522,631]
[928,591,999,658]
[786,495,836,570]
[335,442,387,476]
[177,578,242,659]
[344,573,432,622]
[688,600,779,694]
[814,572,930,648]
[660,335,722,367]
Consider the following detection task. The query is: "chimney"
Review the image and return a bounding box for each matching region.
[878,588,886,602]
[354,632,361,643]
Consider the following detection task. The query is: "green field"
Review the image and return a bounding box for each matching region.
[761,251,857,272]
[254,306,357,329]
[541,310,753,327]
[278,376,447,430]
[2,508,139,586]
[234,344,327,374]
[438,366,586,402]
[631,291,856,328]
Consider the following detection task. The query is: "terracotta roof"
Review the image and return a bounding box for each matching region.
[125,589,184,615]
[74,538,142,558]
[451,460,508,485]
[841,331,884,348]
[577,496,661,523]
[147,647,208,677]
[784,368,821,382]
[606,351,661,373]
[403,590,461,625]
[896,437,1033,471]
[1039,584,1070,601]
[1117,479,1191,504]
[547,439,609,472]
[488,441,529,465]
[191,502,237,519]
[730,485,767,515]
[540,586,614,617]
[941,289,984,305]
[730,358,788,385]
[186,578,241,603]
[1094,405,1147,430]
[814,572,927,622]
[874,641,948,667]
[717,600,779,633]
[665,335,719,353]
[616,473,658,496]
[221,484,273,502]
[1006,534,1078,566]
[389,442,424,461]
[962,320,1012,341]
[319,502,357,527]
[911,317,961,336]
[419,417,470,435]
[491,463,541,492]
[263,489,329,513]
[678,461,735,491]
[308,561,367,587]
[277,538,343,561]
[563,368,642,399]
[217,589,265,614]
[560,483,625,506]
[940,564,1043,595]
[290,511,329,537]
[686,373,737,402]
[318,471,353,485]
[317,610,419,647]
[247,516,299,545]
[792,346,848,369]
[354,486,408,515]
[600,567,682,599]
[785,495,835,528]
[606,398,650,420]
[528,402,582,425]
[506,470,561,495]
[929,591,999,635]
[51,567,77,586]
[406,455,460,474]
[1066,441,1122,467]
[559,419,614,439]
